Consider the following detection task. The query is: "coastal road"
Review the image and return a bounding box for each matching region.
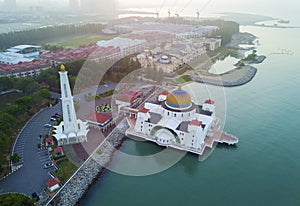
[0,102,62,197]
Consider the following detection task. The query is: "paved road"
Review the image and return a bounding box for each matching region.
[0,102,62,196]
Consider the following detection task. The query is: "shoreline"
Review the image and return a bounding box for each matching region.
[48,63,257,204]
[75,136,128,206]
[46,120,129,206]
[191,65,257,87]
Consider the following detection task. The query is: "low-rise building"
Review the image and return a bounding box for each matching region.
[97,37,146,57]
[45,137,54,147]
[45,178,60,192]
[85,113,113,131]
[54,147,64,156]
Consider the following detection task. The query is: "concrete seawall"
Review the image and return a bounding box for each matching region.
[191,66,257,87]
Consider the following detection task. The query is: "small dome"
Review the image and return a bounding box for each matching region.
[68,132,77,138]
[165,86,192,110]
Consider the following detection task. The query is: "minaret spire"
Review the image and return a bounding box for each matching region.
[53,65,89,146]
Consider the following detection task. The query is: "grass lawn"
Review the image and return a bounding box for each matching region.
[53,157,77,182]
[47,34,116,48]
[0,92,25,112]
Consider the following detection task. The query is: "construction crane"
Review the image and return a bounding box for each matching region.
[196,9,200,19]
[155,9,159,18]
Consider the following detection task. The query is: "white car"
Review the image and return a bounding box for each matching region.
[44,163,53,169]
[44,124,52,128]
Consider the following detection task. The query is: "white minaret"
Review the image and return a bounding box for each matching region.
[53,65,89,146]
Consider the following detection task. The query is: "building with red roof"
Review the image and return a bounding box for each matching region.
[158,91,169,102]
[190,119,203,127]
[121,90,142,99]
[138,107,150,114]
[204,99,215,104]
[203,99,216,113]
[115,94,140,111]
[45,137,54,146]
[85,113,113,131]
[45,178,60,192]
[54,147,64,156]
[116,95,136,103]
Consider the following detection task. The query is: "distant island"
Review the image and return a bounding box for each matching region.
[220,12,299,29]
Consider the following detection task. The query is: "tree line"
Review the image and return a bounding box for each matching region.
[0,77,50,176]
[0,23,105,51]
[201,19,240,45]
[36,56,142,93]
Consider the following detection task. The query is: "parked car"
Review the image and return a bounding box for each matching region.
[44,124,52,128]
[54,113,61,118]
[50,117,57,121]
[44,162,53,169]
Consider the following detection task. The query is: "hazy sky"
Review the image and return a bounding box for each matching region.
[3,0,300,20]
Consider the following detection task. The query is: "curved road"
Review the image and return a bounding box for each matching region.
[0,102,62,197]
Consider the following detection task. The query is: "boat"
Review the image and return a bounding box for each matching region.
[278,19,290,24]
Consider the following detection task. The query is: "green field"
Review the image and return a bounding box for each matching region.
[47,34,116,48]
[0,93,25,112]
[53,157,77,182]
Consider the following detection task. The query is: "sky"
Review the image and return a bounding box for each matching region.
[2,0,300,21]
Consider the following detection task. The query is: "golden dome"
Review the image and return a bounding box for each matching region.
[60,64,66,72]
[165,86,192,110]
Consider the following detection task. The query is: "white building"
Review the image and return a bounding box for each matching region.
[0,45,41,65]
[45,178,60,193]
[134,87,215,150]
[97,37,146,57]
[202,38,222,51]
[53,65,89,146]
[125,86,238,155]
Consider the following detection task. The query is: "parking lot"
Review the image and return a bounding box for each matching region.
[0,102,62,196]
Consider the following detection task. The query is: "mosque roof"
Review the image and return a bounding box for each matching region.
[165,86,192,110]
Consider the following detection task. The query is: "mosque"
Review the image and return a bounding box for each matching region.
[125,86,238,155]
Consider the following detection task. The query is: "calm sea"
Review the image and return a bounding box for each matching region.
[81,23,300,206]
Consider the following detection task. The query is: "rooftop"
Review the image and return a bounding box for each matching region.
[54,147,63,154]
[190,119,203,126]
[45,137,54,143]
[146,112,162,124]
[86,113,112,124]
[116,95,137,103]
[45,178,60,188]
[97,37,146,49]
[139,107,150,113]
[205,99,215,104]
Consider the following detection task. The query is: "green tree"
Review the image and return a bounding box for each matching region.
[15,78,39,94]
[0,112,16,135]
[15,96,33,110]
[0,193,35,206]
[10,154,20,163]
[5,104,25,117]
[0,76,15,91]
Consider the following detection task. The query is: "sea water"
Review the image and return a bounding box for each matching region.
[81,25,300,206]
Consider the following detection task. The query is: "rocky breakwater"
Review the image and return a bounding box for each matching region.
[191,65,257,87]
[50,120,129,206]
